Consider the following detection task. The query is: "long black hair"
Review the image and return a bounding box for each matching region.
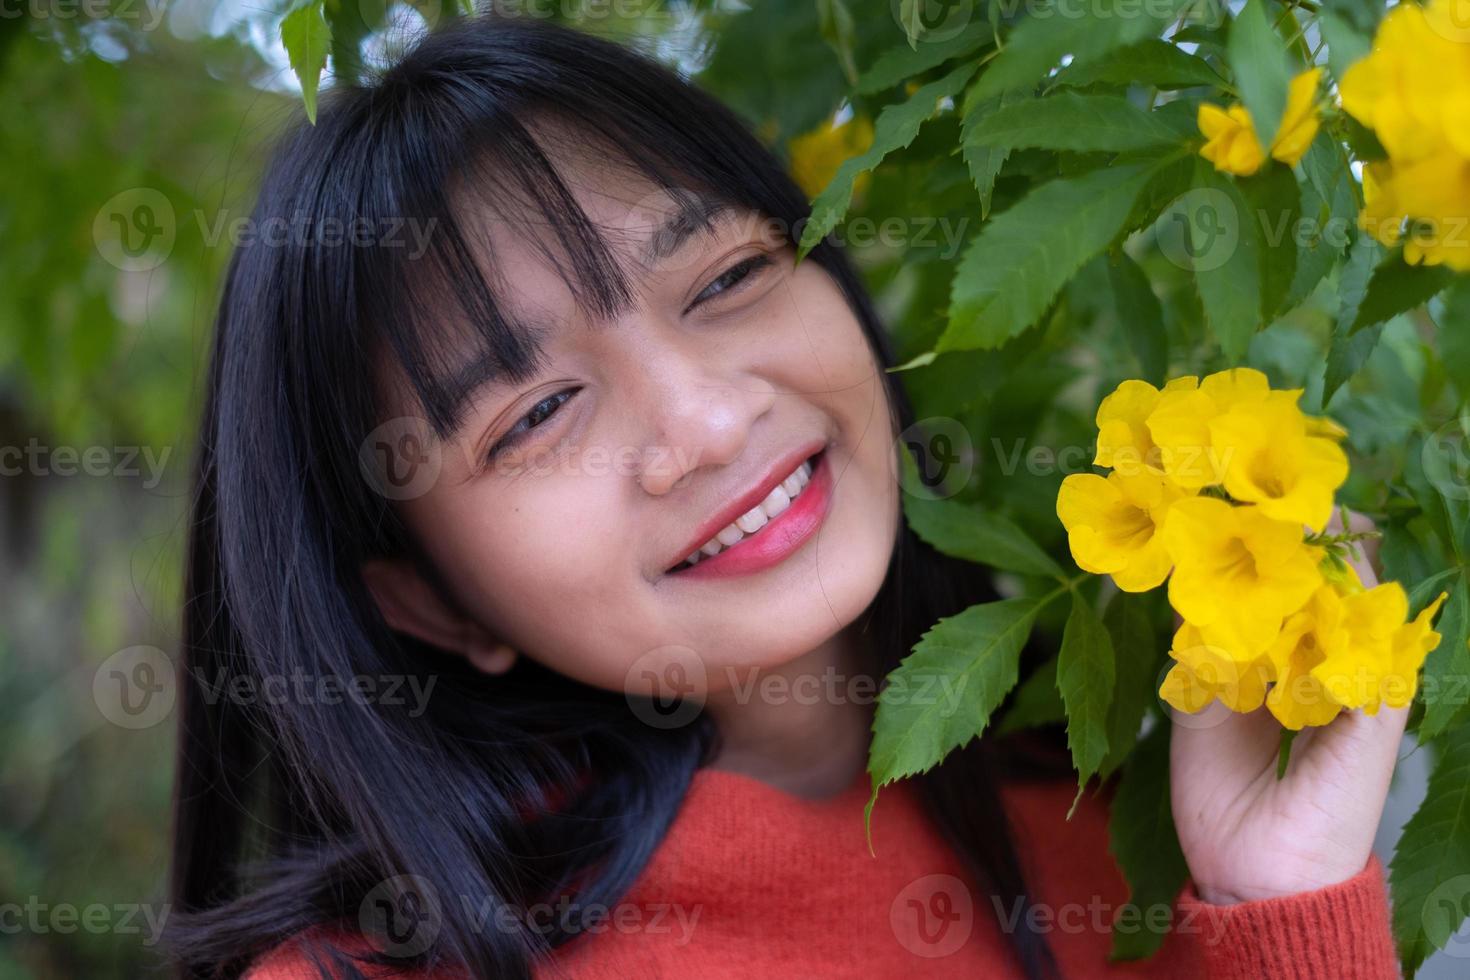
[167,15,1055,979]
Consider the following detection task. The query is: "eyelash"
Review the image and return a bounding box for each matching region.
[489,255,774,459]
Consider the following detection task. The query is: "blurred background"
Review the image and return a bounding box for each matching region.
[0,0,1460,976]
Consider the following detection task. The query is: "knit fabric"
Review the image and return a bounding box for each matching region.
[246,766,1399,979]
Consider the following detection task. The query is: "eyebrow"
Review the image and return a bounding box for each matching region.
[433,194,742,441]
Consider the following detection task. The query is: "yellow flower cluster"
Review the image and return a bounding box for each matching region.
[1057,368,1446,729]
[1198,68,1323,176]
[1341,0,1470,269]
[787,114,875,200]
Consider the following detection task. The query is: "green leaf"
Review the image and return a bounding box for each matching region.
[1438,280,1470,404]
[1419,574,1470,742]
[1226,0,1291,148]
[1099,591,1162,780]
[796,62,977,260]
[816,0,859,87]
[1188,161,1263,363]
[998,656,1065,733]
[282,0,331,125]
[1390,720,1470,973]
[1108,722,1188,960]
[1108,252,1168,386]
[1057,592,1116,785]
[903,493,1066,578]
[963,92,1179,154]
[1350,257,1456,335]
[940,162,1158,352]
[1320,10,1371,82]
[858,20,992,95]
[1053,38,1227,90]
[867,597,1044,808]
[969,0,1194,101]
[1276,727,1298,779]
[1324,234,1384,402]
[1239,164,1300,321]
[959,88,1025,219]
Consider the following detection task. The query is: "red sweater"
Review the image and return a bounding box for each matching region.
[247,766,1399,978]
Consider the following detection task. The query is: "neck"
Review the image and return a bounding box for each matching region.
[702,627,874,800]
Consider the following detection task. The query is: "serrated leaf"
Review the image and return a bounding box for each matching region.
[858,20,992,94]
[1324,234,1384,401]
[939,162,1157,352]
[1227,0,1291,147]
[282,0,331,125]
[1437,280,1470,403]
[963,92,1179,153]
[1189,161,1263,362]
[1239,164,1300,321]
[969,0,1194,101]
[1053,38,1227,90]
[1390,720,1470,973]
[868,597,1044,794]
[1058,592,1116,785]
[1108,722,1188,960]
[998,656,1065,733]
[959,88,1025,219]
[796,62,977,260]
[1350,258,1456,335]
[904,492,1065,578]
[1419,574,1469,742]
[1099,591,1161,780]
[1107,252,1168,385]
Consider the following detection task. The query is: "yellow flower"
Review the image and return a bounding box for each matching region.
[1385,592,1450,707]
[1209,389,1350,531]
[1056,470,1190,591]
[1093,377,1197,477]
[787,114,875,200]
[1341,0,1470,269]
[1264,584,1350,729]
[1198,68,1324,176]
[1162,621,1273,714]
[1145,368,1270,488]
[1161,497,1323,656]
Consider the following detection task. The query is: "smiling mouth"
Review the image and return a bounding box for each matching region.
[668,451,824,574]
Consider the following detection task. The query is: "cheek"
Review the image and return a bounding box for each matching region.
[407,477,652,690]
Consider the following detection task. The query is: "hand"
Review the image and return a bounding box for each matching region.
[1169,510,1401,905]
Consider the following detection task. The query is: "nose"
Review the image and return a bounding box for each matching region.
[630,343,778,496]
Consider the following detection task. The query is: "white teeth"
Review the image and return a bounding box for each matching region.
[677,455,819,570]
[736,506,768,534]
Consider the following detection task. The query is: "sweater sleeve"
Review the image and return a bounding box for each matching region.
[1175,856,1399,979]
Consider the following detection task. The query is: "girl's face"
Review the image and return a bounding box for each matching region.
[375,160,900,699]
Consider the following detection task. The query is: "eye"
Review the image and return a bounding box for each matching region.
[488,387,579,459]
[687,254,774,311]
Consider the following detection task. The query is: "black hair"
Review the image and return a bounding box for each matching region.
[166,15,1056,980]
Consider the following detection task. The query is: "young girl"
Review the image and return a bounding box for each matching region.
[169,15,1404,979]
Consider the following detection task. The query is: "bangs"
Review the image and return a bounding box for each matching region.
[339,40,757,439]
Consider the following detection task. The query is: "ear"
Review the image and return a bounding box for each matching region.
[360,558,518,675]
